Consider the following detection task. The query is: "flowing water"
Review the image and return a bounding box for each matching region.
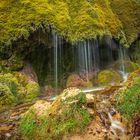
[44,33,129,90]
[52,32,63,89]
[82,87,105,93]
[75,39,99,80]
[108,110,125,136]
[53,32,58,89]
[118,46,128,81]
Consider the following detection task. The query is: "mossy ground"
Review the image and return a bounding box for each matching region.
[115,69,140,121]
[20,89,92,140]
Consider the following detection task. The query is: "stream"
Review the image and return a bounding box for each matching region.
[0,85,139,140]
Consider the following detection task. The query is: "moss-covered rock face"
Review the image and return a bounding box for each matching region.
[20,88,92,140]
[110,0,140,45]
[66,74,93,88]
[0,0,140,48]
[130,39,140,64]
[0,54,24,72]
[0,72,40,111]
[113,60,140,73]
[97,69,122,85]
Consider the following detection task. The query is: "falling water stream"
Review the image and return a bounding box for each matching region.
[52,32,63,90]
[49,33,129,91]
[76,39,100,81]
[108,110,125,136]
[118,46,128,81]
[53,32,58,89]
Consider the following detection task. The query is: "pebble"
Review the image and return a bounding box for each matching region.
[102,129,108,133]
[88,131,93,134]
[5,133,11,138]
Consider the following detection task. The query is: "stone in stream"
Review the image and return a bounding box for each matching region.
[66,74,93,88]
[5,133,11,138]
[86,94,95,109]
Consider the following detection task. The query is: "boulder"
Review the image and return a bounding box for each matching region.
[113,60,139,73]
[66,74,93,88]
[0,84,16,110]
[97,69,122,86]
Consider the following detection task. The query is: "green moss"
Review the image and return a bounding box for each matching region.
[97,69,122,85]
[0,0,140,47]
[0,54,24,72]
[20,88,92,140]
[116,78,140,120]
[113,60,140,73]
[20,110,37,139]
[25,82,40,101]
[0,84,16,110]
[0,72,40,111]
[111,0,140,45]
[0,73,19,96]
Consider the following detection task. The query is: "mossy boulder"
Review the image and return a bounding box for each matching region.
[25,82,40,102]
[113,60,140,73]
[97,69,122,86]
[0,84,16,110]
[20,88,93,140]
[66,74,93,88]
[0,72,40,111]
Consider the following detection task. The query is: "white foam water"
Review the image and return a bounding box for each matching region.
[108,112,125,136]
[82,87,105,93]
[119,71,128,82]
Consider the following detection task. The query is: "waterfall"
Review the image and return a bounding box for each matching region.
[76,39,99,81]
[45,33,129,90]
[99,37,117,69]
[118,46,128,81]
[92,40,99,71]
[108,110,125,136]
[84,41,89,80]
[52,32,62,89]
